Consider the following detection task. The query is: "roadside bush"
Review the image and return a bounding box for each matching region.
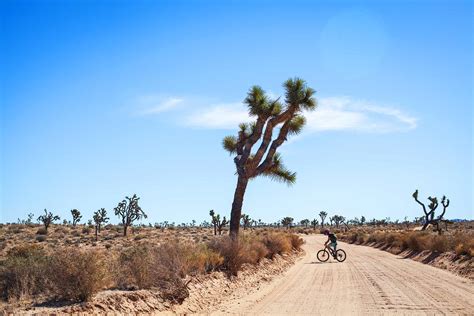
[288,234,304,250]
[262,233,292,258]
[208,237,245,276]
[0,245,50,301]
[117,244,154,289]
[240,238,268,265]
[116,242,191,303]
[36,227,48,235]
[49,249,108,302]
[184,244,224,274]
[35,235,47,242]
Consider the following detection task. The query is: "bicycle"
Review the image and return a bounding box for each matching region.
[317,245,347,262]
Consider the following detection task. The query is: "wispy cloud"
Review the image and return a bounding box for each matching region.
[305,97,417,132]
[184,103,252,128]
[137,95,184,115]
[184,96,417,133]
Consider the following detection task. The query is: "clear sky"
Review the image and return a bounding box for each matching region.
[1,0,472,225]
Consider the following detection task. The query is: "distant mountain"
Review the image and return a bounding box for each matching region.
[448,219,472,222]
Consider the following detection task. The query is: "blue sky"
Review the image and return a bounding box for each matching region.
[1,0,472,225]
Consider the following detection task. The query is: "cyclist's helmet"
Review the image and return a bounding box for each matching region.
[323,229,330,235]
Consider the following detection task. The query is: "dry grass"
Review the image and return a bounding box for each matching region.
[340,229,474,258]
[0,225,303,305]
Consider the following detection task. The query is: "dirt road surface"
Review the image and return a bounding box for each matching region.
[215,235,474,315]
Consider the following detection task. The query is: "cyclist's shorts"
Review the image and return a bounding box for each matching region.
[330,242,337,248]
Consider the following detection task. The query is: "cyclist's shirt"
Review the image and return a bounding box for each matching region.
[328,233,337,243]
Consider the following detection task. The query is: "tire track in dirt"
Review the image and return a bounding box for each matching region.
[215,235,474,315]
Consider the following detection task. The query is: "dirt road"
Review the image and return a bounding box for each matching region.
[215,235,474,315]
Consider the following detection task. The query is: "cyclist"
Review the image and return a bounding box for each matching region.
[323,229,337,257]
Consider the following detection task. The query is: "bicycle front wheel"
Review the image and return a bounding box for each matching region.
[335,249,346,262]
[317,249,330,262]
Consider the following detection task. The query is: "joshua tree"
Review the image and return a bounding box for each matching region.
[210,210,219,235]
[300,219,310,228]
[330,215,344,228]
[360,216,366,226]
[223,78,317,239]
[412,190,439,230]
[217,216,229,235]
[70,209,82,227]
[93,208,109,241]
[241,214,251,230]
[434,196,450,234]
[114,194,147,236]
[319,211,327,228]
[37,209,60,232]
[311,219,319,230]
[281,217,294,229]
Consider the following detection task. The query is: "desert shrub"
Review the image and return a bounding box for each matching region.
[288,234,304,250]
[82,227,91,234]
[429,235,449,253]
[117,243,190,302]
[35,235,47,242]
[117,244,154,289]
[36,227,48,235]
[0,245,50,301]
[239,238,268,265]
[208,237,245,276]
[134,234,146,241]
[262,233,292,258]
[49,249,108,302]
[184,244,224,274]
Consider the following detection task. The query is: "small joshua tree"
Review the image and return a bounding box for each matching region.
[71,209,82,227]
[433,196,450,234]
[217,216,229,235]
[37,209,60,232]
[223,78,317,239]
[319,211,327,228]
[114,194,147,236]
[93,208,109,240]
[311,218,319,230]
[241,214,251,230]
[281,217,294,229]
[300,219,310,228]
[360,216,366,226]
[330,215,344,228]
[210,210,219,235]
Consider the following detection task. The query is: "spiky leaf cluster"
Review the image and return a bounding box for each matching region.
[222,77,317,186]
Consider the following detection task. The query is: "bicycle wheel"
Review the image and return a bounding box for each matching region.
[335,249,346,262]
[317,249,330,262]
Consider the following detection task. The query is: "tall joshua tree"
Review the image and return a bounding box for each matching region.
[319,211,327,228]
[114,194,147,236]
[223,78,317,239]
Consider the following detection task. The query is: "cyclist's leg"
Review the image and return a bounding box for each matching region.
[331,242,337,256]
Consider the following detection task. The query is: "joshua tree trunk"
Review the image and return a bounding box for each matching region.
[229,176,248,239]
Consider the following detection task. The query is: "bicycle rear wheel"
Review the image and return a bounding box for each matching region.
[317,249,330,262]
[335,249,346,262]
